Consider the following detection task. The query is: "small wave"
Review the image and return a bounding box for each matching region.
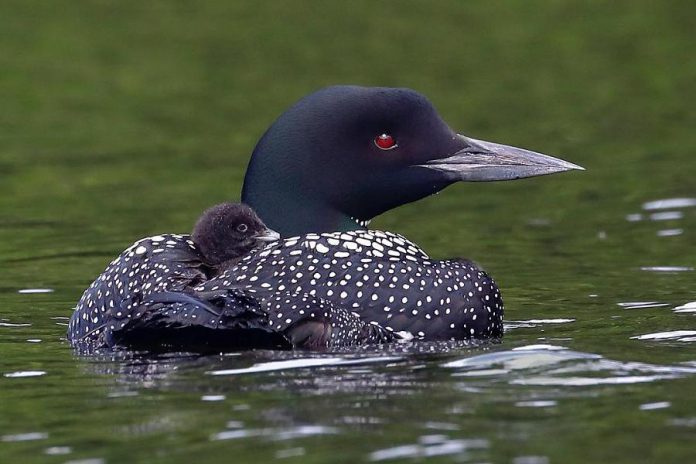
[649,211,683,221]
[208,355,402,376]
[617,301,669,310]
[639,401,671,411]
[4,370,46,378]
[515,400,557,408]
[657,228,683,237]
[631,330,696,341]
[17,288,54,294]
[511,375,678,386]
[642,198,696,210]
[674,302,696,313]
[504,319,575,331]
[443,345,696,386]
[0,322,31,327]
[640,266,694,272]
[444,344,596,372]
[211,425,338,442]
[1,432,48,442]
[369,437,488,461]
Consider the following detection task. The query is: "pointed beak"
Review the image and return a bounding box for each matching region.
[419,134,584,181]
[253,228,281,243]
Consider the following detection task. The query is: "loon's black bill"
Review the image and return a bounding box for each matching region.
[254,229,281,243]
[421,135,584,182]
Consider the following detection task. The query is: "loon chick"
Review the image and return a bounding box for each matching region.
[68,86,583,351]
[192,202,280,274]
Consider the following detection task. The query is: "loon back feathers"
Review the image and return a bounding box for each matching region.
[198,229,503,340]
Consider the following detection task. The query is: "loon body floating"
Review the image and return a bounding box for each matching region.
[68,86,582,352]
[69,204,395,351]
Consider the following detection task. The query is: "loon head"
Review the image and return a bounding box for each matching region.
[192,203,280,266]
[242,85,583,237]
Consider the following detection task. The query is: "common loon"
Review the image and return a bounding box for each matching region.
[68,86,582,352]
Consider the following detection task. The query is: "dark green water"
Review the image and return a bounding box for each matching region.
[1,1,695,462]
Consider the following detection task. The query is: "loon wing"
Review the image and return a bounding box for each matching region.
[103,287,397,352]
[104,289,291,352]
[68,234,210,349]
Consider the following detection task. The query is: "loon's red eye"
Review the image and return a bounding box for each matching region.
[374,133,397,150]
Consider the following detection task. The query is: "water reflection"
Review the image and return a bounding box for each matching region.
[674,301,696,313]
[211,424,338,441]
[1,432,49,442]
[640,266,694,272]
[444,344,696,386]
[72,339,696,405]
[631,330,696,341]
[43,446,72,455]
[642,198,696,210]
[657,228,683,237]
[514,400,557,408]
[638,401,670,411]
[209,355,403,376]
[4,370,46,378]
[505,319,575,331]
[368,437,488,461]
[17,288,54,294]
[617,301,669,310]
[625,197,693,244]
[0,321,31,327]
[73,340,490,385]
[649,211,683,221]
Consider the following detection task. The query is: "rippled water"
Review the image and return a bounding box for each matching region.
[2,194,695,463]
[2,2,696,463]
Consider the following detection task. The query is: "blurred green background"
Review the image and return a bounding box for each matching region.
[2,0,694,233]
[1,1,695,463]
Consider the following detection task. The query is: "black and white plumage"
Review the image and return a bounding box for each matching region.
[68,234,397,352]
[199,230,503,340]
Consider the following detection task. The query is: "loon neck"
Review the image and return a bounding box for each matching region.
[242,190,363,237]
[241,135,368,236]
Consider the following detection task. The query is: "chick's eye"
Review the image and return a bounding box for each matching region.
[374,133,397,150]
[237,223,248,233]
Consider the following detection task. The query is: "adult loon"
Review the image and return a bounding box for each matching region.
[68,86,582,352]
